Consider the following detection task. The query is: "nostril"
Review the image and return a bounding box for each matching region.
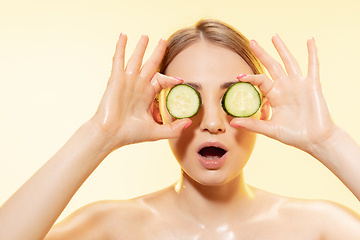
[201,126,226,134]
[218,128,224,132]
[199,107,226,133]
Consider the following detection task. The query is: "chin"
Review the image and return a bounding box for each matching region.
[183,168,239,187]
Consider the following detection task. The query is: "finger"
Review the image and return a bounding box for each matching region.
[150,73,184,94]
[140,38,167,79]
[111,33,128,77]
[125,34,149,73]
[230,118,274,138]
[272,34,302,77]
[307,37,320,80]
[249,39,287,80]
[152,119,192,140]
[237,74,274,97]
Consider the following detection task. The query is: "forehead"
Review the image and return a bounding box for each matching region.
[165,41,254,86]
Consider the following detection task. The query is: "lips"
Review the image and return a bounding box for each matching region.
[197,142,228,169]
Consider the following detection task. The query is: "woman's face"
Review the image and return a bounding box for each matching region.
[161,41,261,186]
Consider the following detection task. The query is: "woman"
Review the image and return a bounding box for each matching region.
[1,19,360,239]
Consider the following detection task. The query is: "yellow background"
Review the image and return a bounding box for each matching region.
[1,0,359,222]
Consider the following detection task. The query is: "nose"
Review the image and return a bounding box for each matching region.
[200,101,226,134]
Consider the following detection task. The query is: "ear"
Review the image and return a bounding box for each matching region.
[260,98,271,121]
[151,99,163,124]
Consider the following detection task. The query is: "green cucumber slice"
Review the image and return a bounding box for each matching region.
[166,84,201,119]
[222,82,261,118]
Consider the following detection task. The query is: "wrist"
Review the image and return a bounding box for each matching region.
[79,120,125,155]
[307,125,345,164]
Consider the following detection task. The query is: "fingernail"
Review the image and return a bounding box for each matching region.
[119,33,122,38]
[174,77,184,82]
[184,121,192,129]
[159,37,165,43]
[237,74,247,79]
[230,123,242,128]
[250,39,257,44]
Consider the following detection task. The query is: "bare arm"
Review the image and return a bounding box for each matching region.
[231,36,360,201]
[0,123,111,240]
[0,34,189,240]
[310,127,360,201]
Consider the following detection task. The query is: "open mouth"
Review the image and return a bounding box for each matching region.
[198,146,227,159]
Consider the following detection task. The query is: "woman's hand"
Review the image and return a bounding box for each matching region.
[231,35,338,154]
[90,34,190,150]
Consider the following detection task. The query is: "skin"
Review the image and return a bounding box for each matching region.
[1,33,360,240]
[162,41,261,187]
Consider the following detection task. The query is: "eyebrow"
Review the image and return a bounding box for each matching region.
[186,81,238,91]
[220,81,238,89]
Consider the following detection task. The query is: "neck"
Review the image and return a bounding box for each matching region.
[173,171,254,225]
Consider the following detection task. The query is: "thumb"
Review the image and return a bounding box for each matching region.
[230,118,274,138]
[153,119,192,140]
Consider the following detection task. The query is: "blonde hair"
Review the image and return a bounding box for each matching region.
[159,19,263,74]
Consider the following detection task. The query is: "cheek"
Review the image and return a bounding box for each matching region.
[234,130,257,167]
[226,125,257,163]
[237,132,257,152]
[167,125,196,164]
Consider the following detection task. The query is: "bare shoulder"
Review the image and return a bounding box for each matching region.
[45,197,157,240]
[299,198,360,239]
[253,187,360,240]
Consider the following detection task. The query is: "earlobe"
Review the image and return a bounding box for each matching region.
[260,99,271,121]
[151,100,163,124]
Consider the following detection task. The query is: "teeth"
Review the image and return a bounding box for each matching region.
[203,155,220,160]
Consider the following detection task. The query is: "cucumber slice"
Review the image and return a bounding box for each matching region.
[166,84,201,119]
[222,82,261,118]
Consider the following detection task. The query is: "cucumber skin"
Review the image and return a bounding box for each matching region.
[221,82,261,118]
[166,84,202,119]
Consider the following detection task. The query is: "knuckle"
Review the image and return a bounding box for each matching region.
[113,53,123,62]
[258,73,267,79]
[125,71,137,79]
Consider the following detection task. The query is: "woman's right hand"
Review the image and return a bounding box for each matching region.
[90,34,191,150]
[0,34,191,240]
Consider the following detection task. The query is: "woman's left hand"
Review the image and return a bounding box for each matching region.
[231,35,338,154]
